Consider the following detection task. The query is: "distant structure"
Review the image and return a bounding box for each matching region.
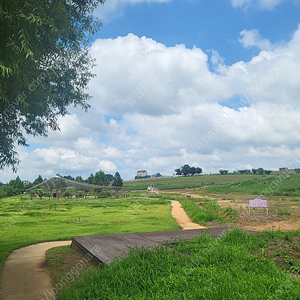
[25,176,124,198]
[279,167,289,172]
[136,170,148,178]
[147,185,159,194]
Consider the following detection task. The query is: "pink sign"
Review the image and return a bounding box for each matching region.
[249,198,268,208]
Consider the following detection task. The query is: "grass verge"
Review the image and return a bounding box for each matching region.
[178,198,238,226]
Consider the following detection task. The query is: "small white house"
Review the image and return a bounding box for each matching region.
[136,170,148,177]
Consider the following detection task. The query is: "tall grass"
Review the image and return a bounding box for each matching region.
[178,198,238,225]
[179,198,224,225]
[59,229,300,299]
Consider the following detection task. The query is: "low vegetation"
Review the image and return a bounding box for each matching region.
[0,195,179,274]
[2,173,300,298]
[178,198,237,225]
[125,173,300,196]
[58,229,300,299]
[124,174,258,190]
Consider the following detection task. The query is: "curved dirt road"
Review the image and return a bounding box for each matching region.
[170,200,206,230]
[0,241,71,300]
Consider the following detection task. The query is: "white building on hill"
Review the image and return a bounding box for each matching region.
[136,170,148,178]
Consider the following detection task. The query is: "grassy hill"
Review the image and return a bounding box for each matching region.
[124,173,300,196]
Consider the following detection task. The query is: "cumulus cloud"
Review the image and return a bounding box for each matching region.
[2,26,300,182]
[89,34,228,116]
[239,29,273,50]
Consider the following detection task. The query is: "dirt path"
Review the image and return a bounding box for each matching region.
[170,200,206,230]
[0,241,71,300]
[242,219,300,231]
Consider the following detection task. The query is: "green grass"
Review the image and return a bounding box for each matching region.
[178,198,238,226]
[278,209,292,216]
[205,174,300,196]
[178,199,225,225]
[0,195,180,275]
[59,229,300,299]
[124,174,258,190]
[124,173,300,196]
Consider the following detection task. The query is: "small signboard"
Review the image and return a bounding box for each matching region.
[249,198,268,214]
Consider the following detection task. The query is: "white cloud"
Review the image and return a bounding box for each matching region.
[231,0,286,10]
[95,0,171,21]
[258,0,285,9]
[239,29,273,50]
[89,34,227,116]
[231,0,252,9]
[98,160,118,172]
[2,26,300,182]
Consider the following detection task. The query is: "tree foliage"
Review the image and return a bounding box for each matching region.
[175,164,202,176]
[112,172,123,187]
[238,169,251,174]
[87,170,109,186]
[0,0,105,171]
[219,170,228,175]
[33,175,43,185]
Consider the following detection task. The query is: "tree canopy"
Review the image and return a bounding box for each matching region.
[175,164,202,176]
[112,172,123,187]
[0,0,104,171]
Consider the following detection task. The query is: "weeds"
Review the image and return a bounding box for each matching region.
[178,198,238,225]
[278,210,292,216]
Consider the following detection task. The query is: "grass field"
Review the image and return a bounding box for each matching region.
[2,173,300,299]
[58,229,300,299]
[0,194,179,275]
[125,173,300,196]
[124,174,260,190]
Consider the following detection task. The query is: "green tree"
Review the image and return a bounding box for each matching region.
[106,174,114,182]
[0,0,105,171]
[75,176,84,183]
[15,176,24,189]
[99,170,109,186]
[238,170,250,174]
[94,171,102,185]
[62,190,72,198]
[195,167,202,175]
[257,167,265,175]
[181,164,191,176]
[87,173,95,185]
[175,168,181,176]
[219,170,228,175]
[63,175,74,181]
[112,172,123,187]
[33,175,43,185]
[175,165,202,176]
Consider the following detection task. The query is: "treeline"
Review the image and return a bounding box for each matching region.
[73,171,123,187]
[220,168,273,175]
[0,171,123,198]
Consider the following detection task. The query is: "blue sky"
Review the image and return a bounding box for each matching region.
[97,0,300,63]
[2,0,300,182]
